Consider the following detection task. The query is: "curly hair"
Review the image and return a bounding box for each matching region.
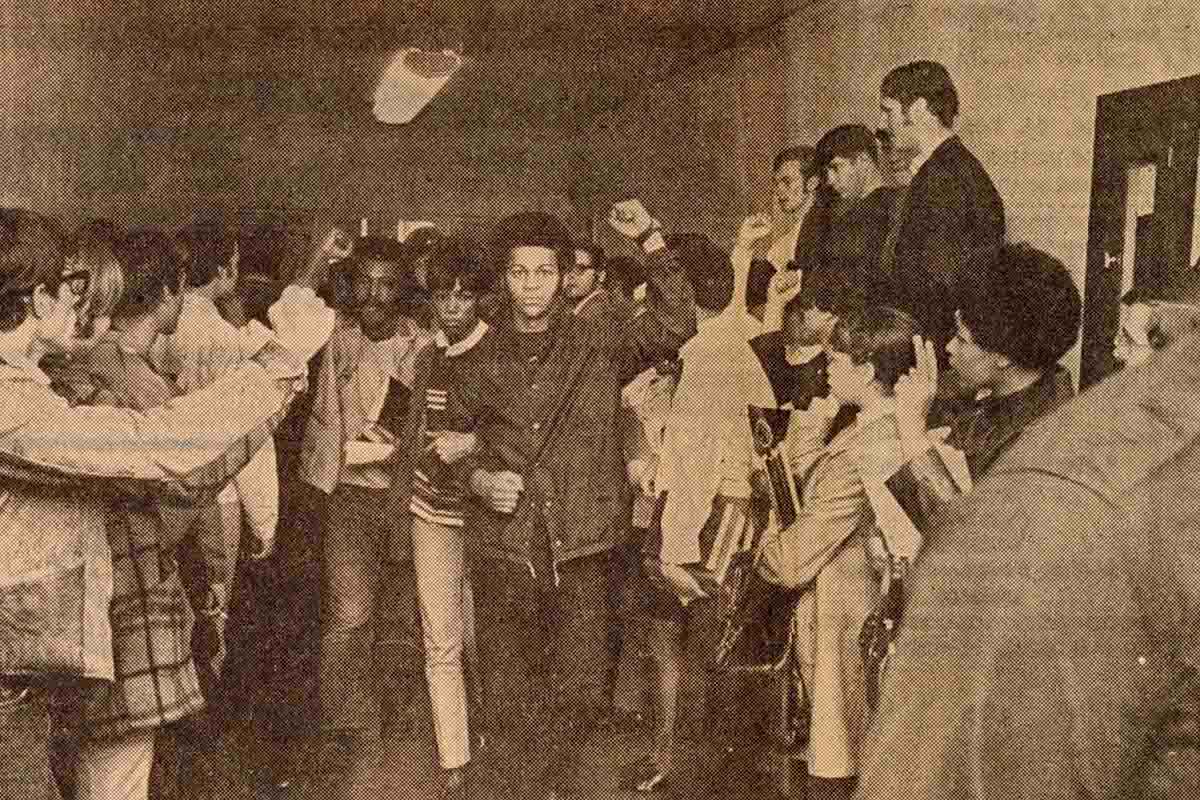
[958,243,1081,370]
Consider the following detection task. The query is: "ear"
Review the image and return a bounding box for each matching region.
[31,284,56,320]
[859,358,877,387]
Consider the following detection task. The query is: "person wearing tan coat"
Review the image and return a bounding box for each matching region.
[757,307,920,800]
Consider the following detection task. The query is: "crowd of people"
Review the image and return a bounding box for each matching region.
[3,58,1197,800]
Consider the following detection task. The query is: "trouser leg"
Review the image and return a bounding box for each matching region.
[74,729,155,800]
[412,515,472,770]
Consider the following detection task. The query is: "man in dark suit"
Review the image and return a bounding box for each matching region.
[854,321,1200,799]
[878,60,1005,358]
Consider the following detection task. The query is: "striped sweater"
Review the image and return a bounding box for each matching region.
[405,321,489,529]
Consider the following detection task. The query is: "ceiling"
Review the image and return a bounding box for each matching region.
[19,1,806,136]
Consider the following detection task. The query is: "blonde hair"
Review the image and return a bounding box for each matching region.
[70,239,124,333]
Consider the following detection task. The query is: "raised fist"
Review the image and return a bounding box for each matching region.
[268,285,336,362]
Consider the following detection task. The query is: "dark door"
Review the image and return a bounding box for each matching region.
[1081,76,1200,388]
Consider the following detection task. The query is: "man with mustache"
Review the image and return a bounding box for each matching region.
[299,236,431,795]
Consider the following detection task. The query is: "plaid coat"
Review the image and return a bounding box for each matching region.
[72,341,210,738]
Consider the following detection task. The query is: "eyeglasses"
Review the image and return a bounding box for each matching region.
[53,270,91,304]
[1,270,90,309]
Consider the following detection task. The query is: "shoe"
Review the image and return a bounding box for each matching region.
[619,757,670,793]
[443,764,473,800]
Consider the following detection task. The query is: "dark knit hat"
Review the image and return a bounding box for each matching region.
[0,208,66,297]
[667,233,732,313]
[959,242,1081,370]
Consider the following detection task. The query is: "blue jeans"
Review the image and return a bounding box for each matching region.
[0,683,59,800]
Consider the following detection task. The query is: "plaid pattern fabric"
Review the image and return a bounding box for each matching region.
[80,506,203,739]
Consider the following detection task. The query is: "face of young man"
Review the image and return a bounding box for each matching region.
[353,259,402,340]
[33,277,85,353]
[880,96,918,152]
[432,281,479,342]
[562,249,601,302]
[824,346,868,406]
[826,154,869,201]
[946,310,1002,393]
[506,245,561,325]
[774,159,811,216]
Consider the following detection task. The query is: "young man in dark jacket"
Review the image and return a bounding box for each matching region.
[878,60,1006,359]
[449,205,694,799]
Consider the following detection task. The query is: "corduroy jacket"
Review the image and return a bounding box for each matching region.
[856,331,1200,800]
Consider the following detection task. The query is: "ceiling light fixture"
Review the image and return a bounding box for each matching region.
[373,47,464,124]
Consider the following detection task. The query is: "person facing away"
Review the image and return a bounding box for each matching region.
[0,207,335,800]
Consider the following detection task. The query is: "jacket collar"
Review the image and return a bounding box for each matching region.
[435,319,489,357]
[0,351,50,385]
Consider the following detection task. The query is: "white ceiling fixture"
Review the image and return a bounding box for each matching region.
[372,47,464,124]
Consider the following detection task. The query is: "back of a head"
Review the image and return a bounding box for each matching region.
[604,255,647,299]
[0,209,66,332]
[424,236,489,295]
[830,306,923,392]
[112,230,185,320]
[959,243,1081,371]
[668,233,732,314]
[178,223,237,289]
[491,211,573,270]
[816,124,880,166]
[73,238,125,326]
[881,60,959,127]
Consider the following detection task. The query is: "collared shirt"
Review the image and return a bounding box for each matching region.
[336,320,428,489]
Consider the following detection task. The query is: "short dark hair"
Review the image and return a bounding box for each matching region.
[424,236,489,294]
[958,243,1081,370]
[604,255,646,298]
[352,236,407,269]
[881,60,959,128]
[178,223,237,288]
[492,212,573,273]
[773,145,817,178]
[815,124,880,167]
[573,242,605,274]
[0,209,66,332]
[668,233,732,313]
[112,230,186,320]
[829,306,922,394]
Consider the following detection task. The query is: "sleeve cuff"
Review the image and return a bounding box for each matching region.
[640,229,666,253]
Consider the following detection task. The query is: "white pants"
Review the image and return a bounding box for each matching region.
[74,729,155,800]
[412,515,477,770]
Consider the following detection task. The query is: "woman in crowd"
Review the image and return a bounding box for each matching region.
[389,235,490,800]
[757,306,921,800]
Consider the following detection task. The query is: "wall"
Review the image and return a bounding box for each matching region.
[0,2,580,247]
[575,28,793,258]
[781,0,1200,378]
